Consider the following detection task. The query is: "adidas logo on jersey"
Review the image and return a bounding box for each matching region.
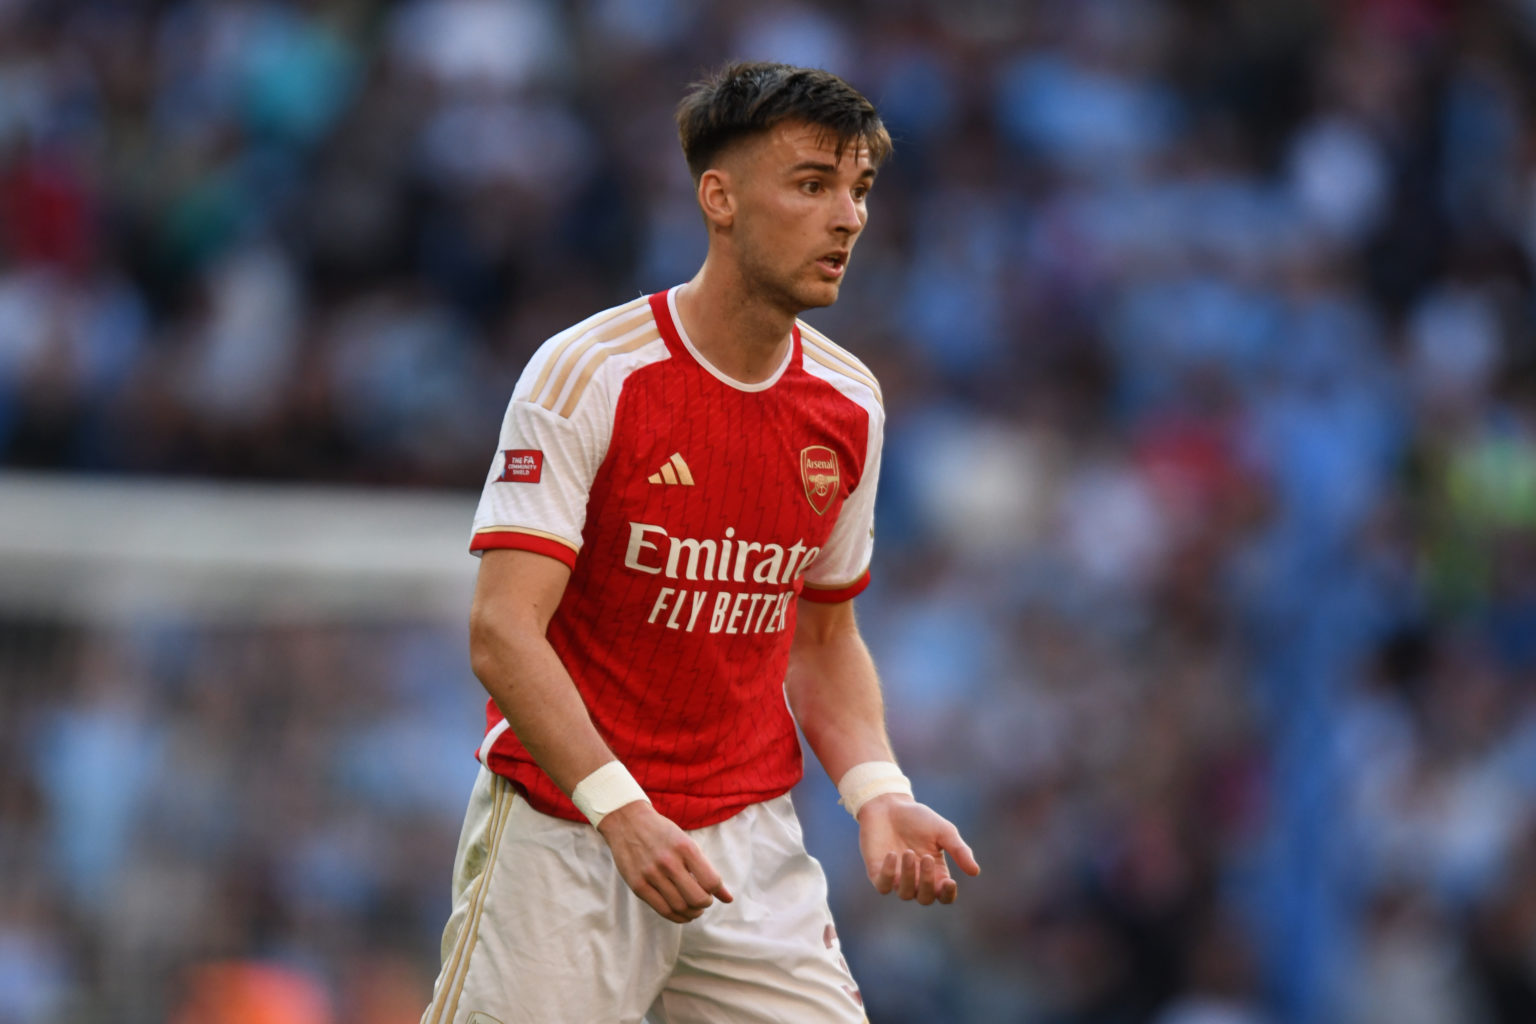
[647,452,694,486]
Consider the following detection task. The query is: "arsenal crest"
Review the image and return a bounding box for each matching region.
[800,445,839,515]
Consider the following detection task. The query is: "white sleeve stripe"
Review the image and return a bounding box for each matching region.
[799,322,878,376]
[550,329,663,418]
[536,319,657,412]
[525,299,651,405]
[801,335,883,405]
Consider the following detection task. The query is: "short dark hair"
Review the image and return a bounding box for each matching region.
[675,61,892,181]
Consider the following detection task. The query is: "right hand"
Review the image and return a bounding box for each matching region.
[596,801,734,923]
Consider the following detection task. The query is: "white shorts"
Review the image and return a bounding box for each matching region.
[421,766,868,1024]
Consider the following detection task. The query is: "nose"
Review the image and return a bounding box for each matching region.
[831,188,864,236]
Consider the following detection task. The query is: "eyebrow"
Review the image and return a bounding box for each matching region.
[788,160,878,181]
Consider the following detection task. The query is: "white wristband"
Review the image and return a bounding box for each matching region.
[571,760,649,828]
[837,761,913,818]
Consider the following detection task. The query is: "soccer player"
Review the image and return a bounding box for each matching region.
[422,61,980,1024]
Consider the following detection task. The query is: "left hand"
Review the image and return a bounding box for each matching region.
[856,795,980,905]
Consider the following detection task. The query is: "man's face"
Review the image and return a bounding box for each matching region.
[719,120,876,314]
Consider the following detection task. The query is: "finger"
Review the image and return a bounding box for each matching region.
[682,845,733,904]
[916,854,938,905]
[931,854,958,905]
[898,850,919,900]
[647,871,698,920]
[637,883,690,924]
[671,869,715,912]
[665,842,716,910]
[939,828,981,877]
[872,851,898,894]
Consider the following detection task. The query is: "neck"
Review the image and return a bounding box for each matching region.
[673,258,795,385]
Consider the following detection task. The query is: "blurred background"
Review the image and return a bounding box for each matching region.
[4,0,1536,1021]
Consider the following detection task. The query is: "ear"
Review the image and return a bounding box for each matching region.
[697,168,735,228]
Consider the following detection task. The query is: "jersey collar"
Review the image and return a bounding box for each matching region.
[651,286,799,393]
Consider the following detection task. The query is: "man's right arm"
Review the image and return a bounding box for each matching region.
[469,548,732,922]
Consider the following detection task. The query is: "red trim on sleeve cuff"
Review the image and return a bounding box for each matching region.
[800,569,871,603]
[470,530,579,570]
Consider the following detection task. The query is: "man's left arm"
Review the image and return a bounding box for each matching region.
[785,598,981,905]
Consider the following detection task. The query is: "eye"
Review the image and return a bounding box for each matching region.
[852,184,870,201]
[800,179,823,194]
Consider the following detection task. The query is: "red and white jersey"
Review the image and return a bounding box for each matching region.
[469,287,884,829]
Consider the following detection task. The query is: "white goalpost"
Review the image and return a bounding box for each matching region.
[0,471,480,624]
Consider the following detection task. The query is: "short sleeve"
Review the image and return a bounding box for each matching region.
[800,404,883,603]
[469,393,612,570]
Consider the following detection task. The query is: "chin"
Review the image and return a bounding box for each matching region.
[793,282,842,311]
[758,272,840,315]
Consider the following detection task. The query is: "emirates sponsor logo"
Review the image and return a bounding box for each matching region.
[623,521,822,635]
[624,522,819,584]
[800,445,839,515]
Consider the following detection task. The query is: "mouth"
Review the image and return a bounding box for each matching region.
[816,252,848,278]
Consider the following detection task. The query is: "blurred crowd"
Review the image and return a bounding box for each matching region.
[5,0,1536,1021]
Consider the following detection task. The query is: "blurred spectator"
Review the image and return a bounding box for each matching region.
[169,961,333,1024]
